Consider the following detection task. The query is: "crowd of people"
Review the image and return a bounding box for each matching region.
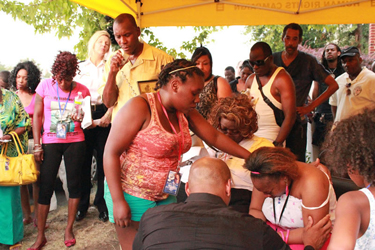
[1,12,375,250]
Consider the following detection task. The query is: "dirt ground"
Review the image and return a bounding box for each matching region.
[0,184,121,250]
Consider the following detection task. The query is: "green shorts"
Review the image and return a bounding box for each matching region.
[104,180,176,222]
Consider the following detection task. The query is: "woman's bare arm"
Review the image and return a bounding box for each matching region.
[328,191,363,250]
[103,96,150,227]
[249,188,267,221]
[288,165,331,244]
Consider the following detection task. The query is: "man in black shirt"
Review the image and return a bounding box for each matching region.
[133,157,331,250]
[312,43,345,149]
[273,23,338,162]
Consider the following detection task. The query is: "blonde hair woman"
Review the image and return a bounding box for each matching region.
[74,30,113,222]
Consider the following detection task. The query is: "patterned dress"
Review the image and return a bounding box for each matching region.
[0,89,30,245]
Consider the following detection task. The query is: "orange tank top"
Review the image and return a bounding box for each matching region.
[121,93,192,201]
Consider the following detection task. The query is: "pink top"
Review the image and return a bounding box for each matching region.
[35,78,90,144]
[24,93,36,119]
[121,93,192,201]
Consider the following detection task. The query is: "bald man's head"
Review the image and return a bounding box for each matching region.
[186,157,232,204]
[114,13,138,28]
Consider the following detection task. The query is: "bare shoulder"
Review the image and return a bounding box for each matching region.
[216,76,232,98]
[336,190,367,214]
[216,76,230,85]
[274,68,293,85]
[245,73,255,88]
[299,163,330,192]
[339,190,366,204]
[115,95,150,122]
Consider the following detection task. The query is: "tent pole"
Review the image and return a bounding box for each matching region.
[120,0,137,15]
[137,1,141,28]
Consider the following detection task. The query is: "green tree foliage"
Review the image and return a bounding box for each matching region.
[0,0,219,60]
[0,0,111,60]
[245,24,369,53]
[143,26,220,58]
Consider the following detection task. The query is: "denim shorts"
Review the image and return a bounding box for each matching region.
[104,180,176,222]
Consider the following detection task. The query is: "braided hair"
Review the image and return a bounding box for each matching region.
[155,59,204,90]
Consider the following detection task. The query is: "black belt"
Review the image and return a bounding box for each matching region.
[91,104,106,112]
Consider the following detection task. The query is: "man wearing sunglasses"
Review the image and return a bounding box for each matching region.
[329,46,375,126]
[273,23,338,162]
[245,42,296,148]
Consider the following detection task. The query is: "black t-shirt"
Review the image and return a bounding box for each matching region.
[316,66,345,114]
[133,193,290,250]
[273,51,330,107]
[229,77,240,93]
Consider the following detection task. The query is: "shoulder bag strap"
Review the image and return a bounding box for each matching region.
[255,74,280,113]
[1,142,7,156]
[9,131,24,155]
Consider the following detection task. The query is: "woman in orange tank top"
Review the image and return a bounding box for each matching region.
[104,59,252,250]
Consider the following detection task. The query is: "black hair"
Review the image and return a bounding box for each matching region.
[225,66,235,73]
[9,61,41,94]
[251,42,273,57]
[282,23,303,40]
[155,59,204,90]
[241,59,253,72]
[321,43,344,72]
[191,46,213,78]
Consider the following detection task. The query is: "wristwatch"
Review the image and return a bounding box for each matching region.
[273,141,283,147]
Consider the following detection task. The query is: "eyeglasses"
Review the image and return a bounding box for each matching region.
[249,56,270,67]
[219,127,240,135]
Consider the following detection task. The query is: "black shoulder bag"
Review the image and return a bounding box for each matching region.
[255,74,284,127]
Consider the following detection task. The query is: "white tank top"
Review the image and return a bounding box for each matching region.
[354,188,375,250]
[250,67,283,142]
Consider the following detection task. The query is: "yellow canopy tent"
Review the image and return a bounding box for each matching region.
[71,0,375,27]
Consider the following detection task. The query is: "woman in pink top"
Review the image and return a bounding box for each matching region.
[10,61,41,227]
[104,59,251,250]
[28,52,90,250]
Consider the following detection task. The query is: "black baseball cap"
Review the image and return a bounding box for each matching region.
[340,46,360,58]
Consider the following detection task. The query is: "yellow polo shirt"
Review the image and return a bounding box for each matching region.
[99,42,174,120]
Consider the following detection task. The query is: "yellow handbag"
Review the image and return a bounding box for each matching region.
[0,131,39,186]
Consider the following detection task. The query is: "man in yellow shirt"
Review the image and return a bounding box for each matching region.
[100,13,174,120]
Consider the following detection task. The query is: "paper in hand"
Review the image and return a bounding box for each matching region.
[81,96,92,129]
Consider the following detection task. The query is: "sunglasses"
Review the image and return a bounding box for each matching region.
[249,56,270,67]
[346,82,351,96]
